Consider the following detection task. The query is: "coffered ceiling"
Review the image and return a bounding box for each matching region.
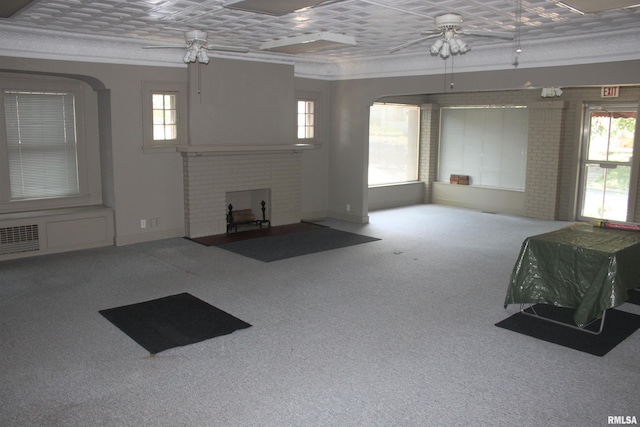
[0,0,639,79]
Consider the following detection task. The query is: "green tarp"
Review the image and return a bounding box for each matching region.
[504,224,640,328]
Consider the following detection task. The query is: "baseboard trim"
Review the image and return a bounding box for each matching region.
[115,227,185,246]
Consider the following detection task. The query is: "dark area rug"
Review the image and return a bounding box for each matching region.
[189,222,322,246]
[495,304,640,356]
[100,293,251,354]
[204,225,380,262]
[627,289,640,305]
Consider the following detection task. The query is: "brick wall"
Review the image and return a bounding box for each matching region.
[419,104,439,203]
[524,101,567,220]
[183,151,302,237]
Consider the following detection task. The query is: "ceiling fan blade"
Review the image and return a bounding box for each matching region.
[389,34,441,53]
[459,30,514,40]
[203,45,250,53]
[142,45,186,49]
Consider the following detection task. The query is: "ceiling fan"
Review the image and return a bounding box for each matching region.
[390,13,514,58]
[142,30,250,64]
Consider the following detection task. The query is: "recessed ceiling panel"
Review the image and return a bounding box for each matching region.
[0,0,38,18]
[224,0,332,16]
[558,0,640,13]
[261,32,356,54]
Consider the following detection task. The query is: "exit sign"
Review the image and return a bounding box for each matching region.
[601,86,620,98]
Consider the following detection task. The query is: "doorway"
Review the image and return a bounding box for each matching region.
[578,103,638,222]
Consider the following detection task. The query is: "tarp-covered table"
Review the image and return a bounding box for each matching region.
[504,224,640,328]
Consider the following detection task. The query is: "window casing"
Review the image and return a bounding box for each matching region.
[1,78,91,211]
[295,91,321,144]
[142,81,187,152]
[368,103,420,186]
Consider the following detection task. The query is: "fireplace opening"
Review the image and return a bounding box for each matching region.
[226,189,271,233]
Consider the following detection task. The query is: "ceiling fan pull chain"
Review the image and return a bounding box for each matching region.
[450,55,455,90]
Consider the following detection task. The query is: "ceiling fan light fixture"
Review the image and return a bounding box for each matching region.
[183,48,197,63]
[196,50,210,64]
[430,34,468,58]
[440,41,450,59]
[449,38,460,54]
[430,39,443,55]
[455,37,469,53]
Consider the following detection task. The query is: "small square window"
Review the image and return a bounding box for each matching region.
[142,81,187,153]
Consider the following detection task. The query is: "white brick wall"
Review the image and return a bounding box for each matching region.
[419,104,438,204]
[183,151,302,237]
[524,102,566,220]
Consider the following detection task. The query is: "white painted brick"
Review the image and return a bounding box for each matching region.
[183,151,302,237]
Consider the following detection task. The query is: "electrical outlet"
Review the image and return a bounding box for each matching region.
[346,204,351,212]
[140,219,146,228]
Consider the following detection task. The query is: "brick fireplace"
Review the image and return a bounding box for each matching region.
[180,147,304,237]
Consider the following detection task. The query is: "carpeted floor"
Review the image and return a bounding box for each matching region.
[1,205,639,426]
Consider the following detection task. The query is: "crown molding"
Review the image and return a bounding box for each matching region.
[316,28,640,80]
[1,24,639,81]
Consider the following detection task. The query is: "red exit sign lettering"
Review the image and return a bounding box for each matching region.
[601,86,620,98]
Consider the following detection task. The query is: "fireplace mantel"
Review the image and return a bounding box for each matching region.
[177,144,314,156]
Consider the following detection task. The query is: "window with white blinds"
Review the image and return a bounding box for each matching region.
[3,90,80,199]
[438,106,528,190]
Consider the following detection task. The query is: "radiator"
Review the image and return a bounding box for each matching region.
[0,224,40,255]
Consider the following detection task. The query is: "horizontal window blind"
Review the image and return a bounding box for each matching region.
[3,91,80,199]
[439,106,528,190]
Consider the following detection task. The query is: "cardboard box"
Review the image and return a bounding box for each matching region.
[450,174,470,185]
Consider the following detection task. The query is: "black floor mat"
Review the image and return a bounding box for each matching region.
[214,226,380,262]
[100,293,251,354]
[627,289,640,305]
[495,304,640,356]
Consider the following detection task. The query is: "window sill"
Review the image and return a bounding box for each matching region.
[434,181,525,193]
[0,194,93,215]
[142,145,179,154]
[368,181,423,189]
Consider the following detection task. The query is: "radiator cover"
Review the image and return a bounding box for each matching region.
[0,224,40,255]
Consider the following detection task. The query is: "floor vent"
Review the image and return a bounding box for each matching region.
[0,224,40,255]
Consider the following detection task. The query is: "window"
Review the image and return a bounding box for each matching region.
[368,103,420,186]
[438,106,528,190]
[142,81,187,152]
[297,99,315,139]
[152,93,177,141]
[3,90,80,200]
[578,104,637,221]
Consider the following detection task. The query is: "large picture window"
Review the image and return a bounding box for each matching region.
[3,90,80,199]
[368,103,420,186]
[438,106,528,190]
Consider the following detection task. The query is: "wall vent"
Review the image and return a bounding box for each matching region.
[0,224,40,255]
